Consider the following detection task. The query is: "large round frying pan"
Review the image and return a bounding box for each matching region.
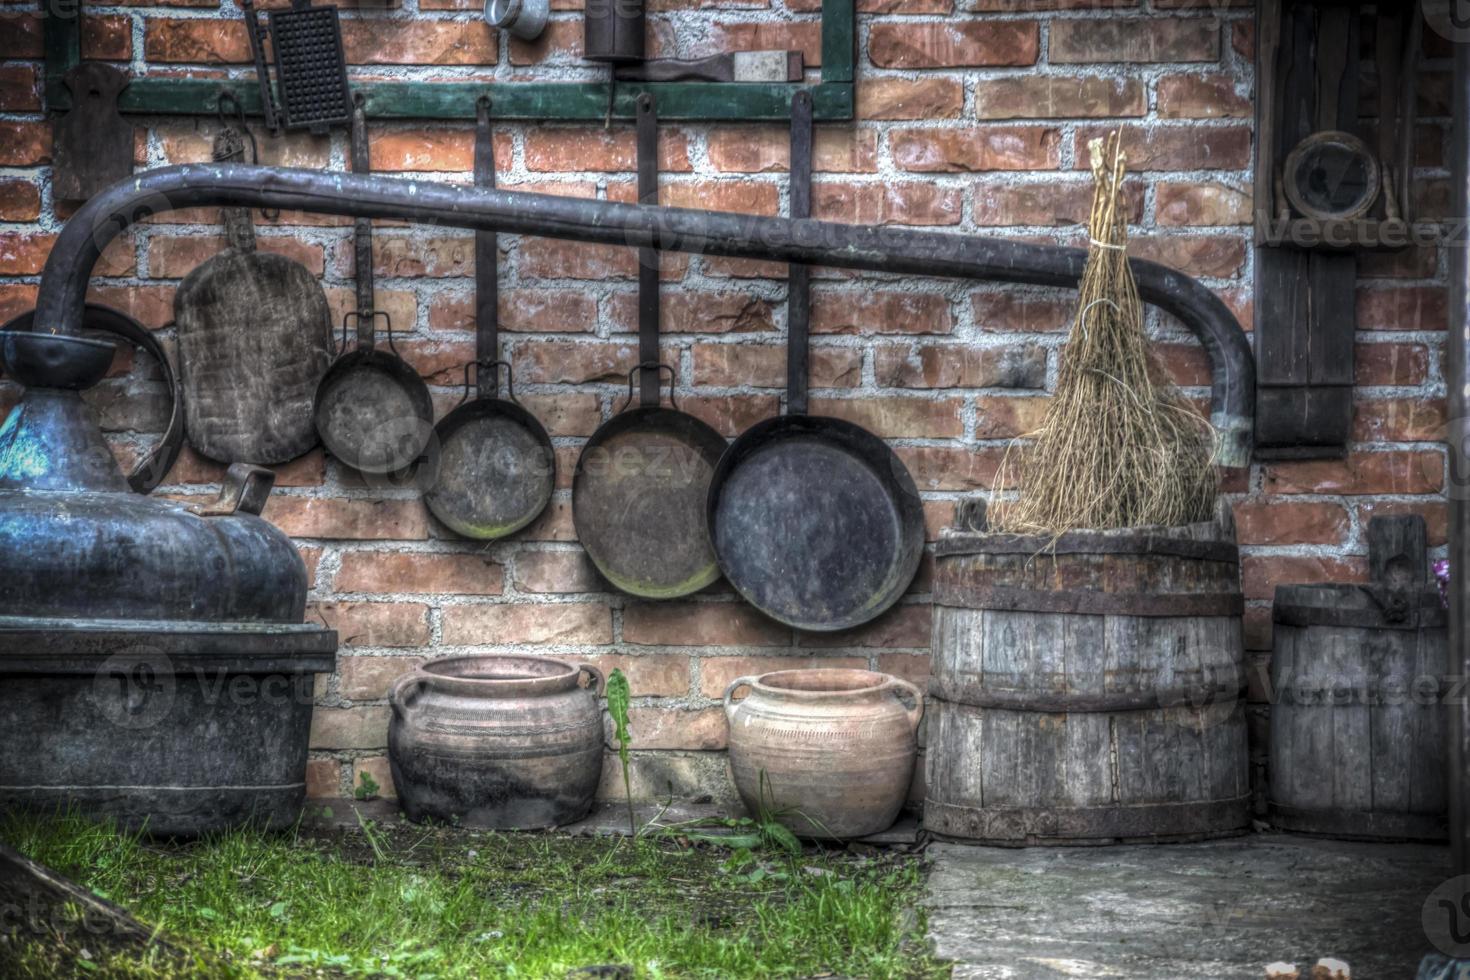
[705,92,925,632]
[313,100,434,477]
[2,303,184,493]
[572,93,727,597]
[421,97,555,539]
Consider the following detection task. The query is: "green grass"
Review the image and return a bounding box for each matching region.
[0,809,945,979]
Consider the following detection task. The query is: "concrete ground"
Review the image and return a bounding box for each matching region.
[925,833,1450,979]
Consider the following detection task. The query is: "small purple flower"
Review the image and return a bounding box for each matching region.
[1435,559,1451,609]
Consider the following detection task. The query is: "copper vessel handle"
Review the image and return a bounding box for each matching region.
[389,671,425,717]
[577,663,605,695]
[887,677,925,732]
[722,675,758,721]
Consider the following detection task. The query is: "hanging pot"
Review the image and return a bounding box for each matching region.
[723,668,923,838]
[389,655,605,828]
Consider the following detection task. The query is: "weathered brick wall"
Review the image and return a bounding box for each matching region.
[0,2,1451,810]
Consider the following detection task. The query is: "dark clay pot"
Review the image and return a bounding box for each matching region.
[388,655,605,828]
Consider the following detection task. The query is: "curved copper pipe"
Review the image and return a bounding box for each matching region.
[35,163,1255,465]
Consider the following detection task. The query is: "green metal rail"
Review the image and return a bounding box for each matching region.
[43,0,854,122]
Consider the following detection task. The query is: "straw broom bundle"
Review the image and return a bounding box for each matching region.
[990,132,1217,535]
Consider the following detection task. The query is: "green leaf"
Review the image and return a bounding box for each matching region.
[764,822,802,856]
[268,901,288,919]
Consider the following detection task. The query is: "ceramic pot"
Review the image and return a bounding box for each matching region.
[724,668,924,838]
[389,655,604,828]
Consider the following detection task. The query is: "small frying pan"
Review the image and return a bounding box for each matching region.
[705,91,925,631]
[572,94,727,597]
[421,97,555,539]
[313,99,434,476]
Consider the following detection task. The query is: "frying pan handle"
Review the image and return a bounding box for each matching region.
[620,361,677,412]
[577,663,606,695]
[475,97,499,392]
[466,359,518,402]
[886,677,925,733]
[785,89,813,418]
[722,675,758,723]
[341,310,391,354]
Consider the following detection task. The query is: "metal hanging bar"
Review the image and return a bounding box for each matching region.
[31,162,1256,466]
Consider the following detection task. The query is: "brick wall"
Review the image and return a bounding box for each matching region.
[0,2,1451,810]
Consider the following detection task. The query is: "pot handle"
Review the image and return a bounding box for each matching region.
[577,663,606,695]
[389,671,426,718]
[888,677,925,732]
[722,676,758,722]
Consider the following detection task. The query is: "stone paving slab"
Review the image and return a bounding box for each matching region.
[926,834,1449,979]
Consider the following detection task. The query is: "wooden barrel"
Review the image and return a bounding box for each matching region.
[924,501,1251,845]
[1268,516,1447,841]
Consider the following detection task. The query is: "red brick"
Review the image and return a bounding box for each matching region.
[698,655,866,697]
[891,126,1061,172]
[338,655,426,700]
[607,290,775,335]
[335,551,504,595]
[1155,182,1251,226]
[1231,19,1254,60]
[1072,125,1251,171]
[1241,556,1366,601]
[1152,341,1213,387]
[1262,452,1444,495]
[522,498,577,542]
[807,396,964,438]
[0,65,39,112]
[429,290,598,334]
[812,290,953,335]
[869,20,1039,68]
[877,652,931,688]
[898,446,1009,491]
[341,20,496,65]
[704,22,822,68]
[1354,343,1429,386]
[82,14,132,60]
[692,344,863,388]
[1359,245,1438,280]
[1355,287,1447,331]
[875,343,1046,389]
[624,603,789,647]
[975,75,1145,119]
[581,653,690,697]
[162,446,324,488]
[85,284,176,327]
[441,603,613,645]
[0,14,41,58]
[0,233,131,278]
[263,497,431,540]
[1352,397,1447,443]
[524,128,690,173]
[857,78,965,120]
[157,124,341,169]
[1233,501,1351,546]
[622,706,727,750]
[514,550,605,594]
[706,127,878,173]
[509,19,583,65]
[660,180,779,215]
[312,602,431,647]
[305,759,341,799]
[679,394,780,436]
[309,706,391,750]
[799,605,931,649]
[145,19,252,63]
[369,130,470,173]
[0,284,39,322]
[1050,17,1219,63]
[147,235,323,279]
[340,233,477,279]
[0,121,51,165]
[1126,235,1246,279]
[1157,74,1251,119]
[973,179,1143,226]
[970,395,1047,438]
[518,239,690,281]
[813,181,963,226]
[972,290,1073,332]
[515,340,641,384]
